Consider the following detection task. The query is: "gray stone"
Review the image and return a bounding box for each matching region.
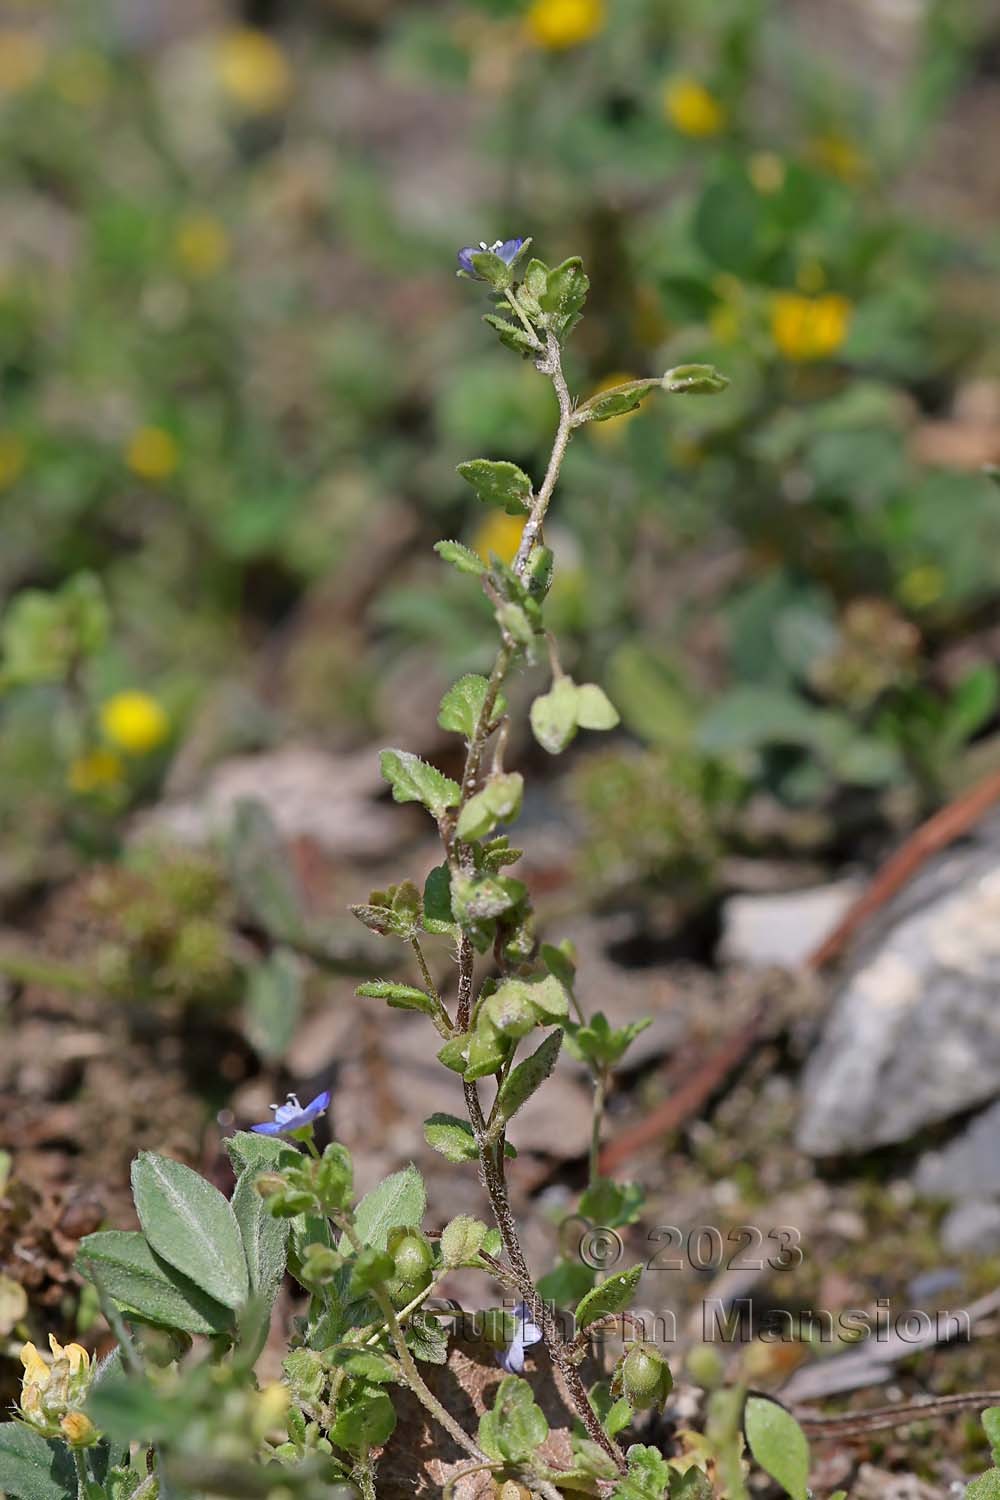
[720,880,862,969]
[940,1199,1000,1257]
[915,1098,1000,1202]
[797,819,1000,1155]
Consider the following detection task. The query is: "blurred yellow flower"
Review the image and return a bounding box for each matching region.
[586,371,642,444]
[0,432,27,489]
[100,692,169,755]
[68,748,124,794]
[525,0,605,51]
[175,214,230,278]
[0,30,45,95]
[126,426,179,481]
[748,151,785,195]
[809,133,867,183]
[898,564,944,610]
[663,77,726,138]
[217,28,292,114]
[770,292,851,361]
[473,511,524,565]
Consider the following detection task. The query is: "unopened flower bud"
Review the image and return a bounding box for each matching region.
[254,1172,287,1199]
[60,1411,98,1448]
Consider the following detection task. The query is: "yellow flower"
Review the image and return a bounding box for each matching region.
[809,133,867,183]
[125,426,179,481]
[68,748,124,794]
[100,692,170,755]
[748,151,785,195]
[0,30,45,96]
[770,291,851,362]
[217,28,292,114]
[0,432,26,489]
[19,1342,49,1388]
[175,214,230,278]
[663,77,726,138]
[586,371,642,445]
[472,511,524,565]
[48,1336,89,1378]
[18,1338,95,1441]
[524,0,605,51]
[898,564,944,610]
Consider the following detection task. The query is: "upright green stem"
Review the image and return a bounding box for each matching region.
[72,1450,90,1500]
[512,332,574,576]
[589,1069,607,1187]
[443,332,627,1473]
[336,1217,486,1463]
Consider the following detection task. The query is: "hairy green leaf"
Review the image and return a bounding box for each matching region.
[131,1153,249,1311]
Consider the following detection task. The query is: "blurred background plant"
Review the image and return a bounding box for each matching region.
[2,0,1000,914]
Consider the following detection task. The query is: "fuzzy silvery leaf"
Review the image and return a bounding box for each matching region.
[231,1164,288,1311]
[0,1423,75,1500]
[440,1215,489,1267]
[744,1396,810,1500]
[478,1376,549,1464]
[530,676,580,754]
[405,1311,450,1364]
[379,749,460,819]
[330,1386,397,1452]
[483,313,539,358]
[245,946,303,1063]
[495,1028,562,1124]
[608,1444,674,1500]
[131,1153,249,1311]
[423,1113,479,1163]
[457,459,533,516]
[76,1230,233,1336]
[438,673,505,740]
[350,1164,426,1253]
[574,1262,643,1330]
[422,863,456,935]
[434,539,486,576]
[356,979,437,1016]
[456,771,523,841]
[575,682,620,730]
[662,362,729,394]
[540,256,589,341]
[227,798,306,944]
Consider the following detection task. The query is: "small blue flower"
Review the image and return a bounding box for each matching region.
[251,1090,330,1136]
[497,1301,543,1374]
[457,237,525,278]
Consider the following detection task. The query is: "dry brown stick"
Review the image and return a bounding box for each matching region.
[794,1389,1000,1440]
[806,766,1000,971]
[597,1008,763,1176]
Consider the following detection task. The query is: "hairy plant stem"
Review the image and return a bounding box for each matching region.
[443,332,627,1473]
[589,1069,607,1188]
[336,1217,486,1463]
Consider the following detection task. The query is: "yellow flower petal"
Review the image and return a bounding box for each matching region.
[100,692,170,756]
[770,291,851,362]
[175,215,229,279]
[472,511,524,566]
[217,28,292,114]
[524,0,605,51]
[663,77,726,138]
[125,426,179,482]
[19,1342,49,1389]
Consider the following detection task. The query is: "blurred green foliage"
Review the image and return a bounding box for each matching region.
[1,0,999,897]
